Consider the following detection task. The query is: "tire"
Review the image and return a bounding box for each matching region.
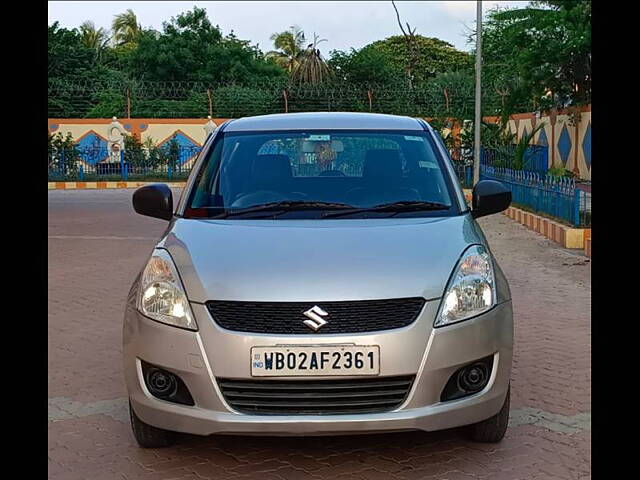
[129,402,174,448]
[467,386,510,443]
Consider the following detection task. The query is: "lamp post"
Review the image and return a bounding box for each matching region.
[473,0,483,186]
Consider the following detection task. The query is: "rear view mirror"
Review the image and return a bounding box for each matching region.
[472,180,511,219]
[301,140,344,153]
[132,184,173,221]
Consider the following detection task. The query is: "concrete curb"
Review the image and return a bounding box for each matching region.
[48,181,187,190]
[463,189,590,257]
[504,206,591,255]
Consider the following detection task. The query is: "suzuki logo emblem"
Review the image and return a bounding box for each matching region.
[302,306,329,331]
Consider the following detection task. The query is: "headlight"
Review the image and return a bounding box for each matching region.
[137,249,198,331]
[435,245,496,327]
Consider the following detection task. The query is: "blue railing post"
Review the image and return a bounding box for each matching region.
[61,150,66,179]
[120,150,126,180]
[168,162,173,181]
[573,188,581,227]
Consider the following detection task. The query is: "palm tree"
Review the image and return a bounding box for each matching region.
[266,26,306,73]
[291,33,332,85]
[79,21,110,64]
[112,9,141,46]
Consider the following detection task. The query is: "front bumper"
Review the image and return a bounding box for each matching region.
[123,300,513,436]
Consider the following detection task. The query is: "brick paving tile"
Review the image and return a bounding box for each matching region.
[48,190,590,479]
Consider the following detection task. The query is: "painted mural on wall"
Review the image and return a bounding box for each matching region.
[48,117,229,170]
[485,105,591,181]
[48,107,591,180]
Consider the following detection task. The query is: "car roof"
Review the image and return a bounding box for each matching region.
[223,112,425,132]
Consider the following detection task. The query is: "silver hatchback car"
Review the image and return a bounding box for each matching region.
[124,112,513,448]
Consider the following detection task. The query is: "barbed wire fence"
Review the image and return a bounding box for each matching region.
[48,76,534,120]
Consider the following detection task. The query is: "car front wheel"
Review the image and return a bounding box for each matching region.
[467,386,510,443]
[129,401,174,448]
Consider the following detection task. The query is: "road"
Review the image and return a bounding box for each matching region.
[48,189,591,480]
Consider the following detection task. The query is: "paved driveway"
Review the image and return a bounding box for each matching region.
[48,189,590,480]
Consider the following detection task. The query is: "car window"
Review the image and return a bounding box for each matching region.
[185,130,456,218]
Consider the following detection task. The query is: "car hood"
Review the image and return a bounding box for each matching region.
[160,215,487,303]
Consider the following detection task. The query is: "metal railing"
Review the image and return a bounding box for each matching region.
[48,145,202,181]
[48,143,591,228]
[480,165,591,227]
[480,145,548,174]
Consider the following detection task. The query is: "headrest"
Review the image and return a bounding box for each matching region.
[252,154,292,181]
[363,149,402,179]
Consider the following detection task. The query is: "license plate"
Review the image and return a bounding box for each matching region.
[250,345,380,377]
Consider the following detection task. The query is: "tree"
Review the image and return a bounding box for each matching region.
[479,0,591,110]
[112,9,141,46]
[79,21,110,65]
[291,34,332,85]
[351,35,473,85]
[125,7,285,83]
[266,26,306,73]
[329,47,403,86]
[48,22,95,79]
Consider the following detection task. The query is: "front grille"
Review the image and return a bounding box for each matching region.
[217,376,415,415]
[205,298,425,334]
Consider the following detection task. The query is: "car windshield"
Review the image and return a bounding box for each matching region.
[184,129,457,219]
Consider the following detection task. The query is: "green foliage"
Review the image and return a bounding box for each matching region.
[290,37,333,85]
[123,134,182,171]
[330,35,472,87]
[421,71,475,118]
[480,0,591,111]
[547,166,576,179]
[123,135,146,168]
[329,48,404,86]
[363,35,473,84]
[458,120,517,166]
[512,123,544,169]
[112,9,141,46]
[266,26,306,72]
[48,22,96,80]
[126,7,284,84]
[79,21,110,65]
[48,132,81,177]
[166,136,180,171]
[85,91,126,118]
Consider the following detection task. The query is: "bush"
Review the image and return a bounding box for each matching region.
[547,166,576,179]
[48,132,80,178]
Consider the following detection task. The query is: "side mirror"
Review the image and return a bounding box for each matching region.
[132,184,173,221]
[472,180,511,219]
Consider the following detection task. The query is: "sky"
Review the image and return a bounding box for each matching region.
[48,1,529,56]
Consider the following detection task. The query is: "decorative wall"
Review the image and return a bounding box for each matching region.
[48,117,229,150]
[48,108,591,180]
[485,105,592,180]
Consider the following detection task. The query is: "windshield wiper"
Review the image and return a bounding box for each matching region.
[214,200,355,219]
[321,200,450,219]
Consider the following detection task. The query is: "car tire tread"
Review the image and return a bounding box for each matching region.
[129,401,173,448]
[467,386,510,443]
